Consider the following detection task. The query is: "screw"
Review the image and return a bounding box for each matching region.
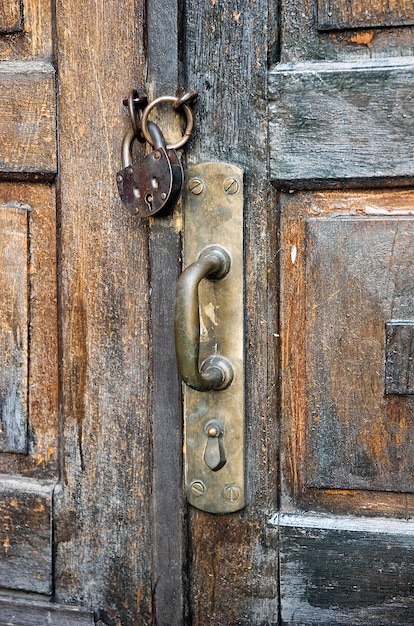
[224,485,241,501]
[190,480,206,497]
[116,174,123,183]
[187,178,204,195]
[153,151,161,161]
[223,177,239,195]
[207,426,219,437]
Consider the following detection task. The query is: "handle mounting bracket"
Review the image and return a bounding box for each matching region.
[180,162,244,514]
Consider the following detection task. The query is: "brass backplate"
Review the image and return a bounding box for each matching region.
[183,162,244,513]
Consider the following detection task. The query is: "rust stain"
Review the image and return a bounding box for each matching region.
[349,31,375,46]
[231,11,241,22]
[3,537,10,553]
[10,498,18,509]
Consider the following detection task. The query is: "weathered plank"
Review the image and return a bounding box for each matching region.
[0,205,29,453]
[0,596,94,626]
[269,58,414,187]
[146,0,187,623]
[318,0,414,30]
[0,476,54,594]
[54,0,153,622]
[277,513,414,625]
[0,0,23,33]
[185,0,280,622]
[0,62,56,180]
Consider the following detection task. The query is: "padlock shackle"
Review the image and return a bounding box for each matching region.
[121,122,166,169]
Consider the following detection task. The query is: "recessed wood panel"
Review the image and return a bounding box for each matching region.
[318,0,414,31]
[0,476,53,594]
[305,217,414,492]
[269,58,414,187]
[0,0,23,34]
[0,205,29,453]
[0,62,56,180]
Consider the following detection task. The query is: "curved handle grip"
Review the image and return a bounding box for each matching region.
[175,246,234,391]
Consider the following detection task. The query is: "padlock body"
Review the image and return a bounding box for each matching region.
[117,146,183,217]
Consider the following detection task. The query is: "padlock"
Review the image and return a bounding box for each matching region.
[116,121,183,217]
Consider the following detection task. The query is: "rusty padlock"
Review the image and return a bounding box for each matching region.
[116,121,183,217]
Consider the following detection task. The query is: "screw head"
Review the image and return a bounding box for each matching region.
[224,485,241,502]
[190,480,206,497]
[223,177,239,195]
[187,178,204,195]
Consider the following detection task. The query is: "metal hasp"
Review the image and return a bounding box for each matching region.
[176,162,244,514]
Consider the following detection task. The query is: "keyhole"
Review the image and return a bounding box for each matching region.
[145,193,154,212]
[203,420,226,472]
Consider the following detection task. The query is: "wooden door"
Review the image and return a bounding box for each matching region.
[183,1,414,625]
[2,0,414,625]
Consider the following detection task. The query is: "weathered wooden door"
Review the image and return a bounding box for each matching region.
[2,0,414,624]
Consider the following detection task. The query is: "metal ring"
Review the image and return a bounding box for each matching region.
[140,96,194,150]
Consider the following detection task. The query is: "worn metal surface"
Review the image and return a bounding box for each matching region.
[175,246,233,391]
[182,162,244,514]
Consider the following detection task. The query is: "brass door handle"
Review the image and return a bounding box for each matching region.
[174,245,234,391]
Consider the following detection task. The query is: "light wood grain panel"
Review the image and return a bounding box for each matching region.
[0,62,56,180]
[0,0,52,60]
[318,0,414,30]
[0,183,58,478]
[0,476,53,594]
[0,0,23,33]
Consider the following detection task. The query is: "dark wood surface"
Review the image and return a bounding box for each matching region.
[318,0,414,30]
[0,63,56,180]
[269,58,414,188]
[146,1,187,623]
[385,322,414,395]
[184,0,280,623]
[278,514,414,625]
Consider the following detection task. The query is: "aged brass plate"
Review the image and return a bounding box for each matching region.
[182,162,244,513]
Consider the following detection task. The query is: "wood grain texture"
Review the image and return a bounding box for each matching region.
[0,62,56,180]
[0,0,52,61]
[305,217,414,492]
[54,0,153,622]
[280,189,414,515]
[269,58,414,187]
[0,0,23,34]
[279,0,414,66]
[146,1,187,623]
[279,515,414,624]
[185,0,280,622]
[0,596,94,625]
[0,476,53,594]
[0,206,28,452]
[318,0,414,30]
[385,322,414,395]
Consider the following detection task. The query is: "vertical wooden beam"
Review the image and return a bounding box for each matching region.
[184,1,280,622]
[55,0,153,623]
[146,1,187,624]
